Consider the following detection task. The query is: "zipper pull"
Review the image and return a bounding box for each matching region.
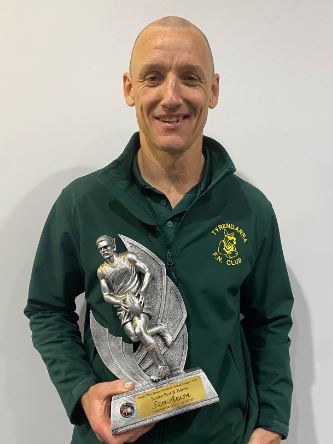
[166,250,174,269]
[166,250,177,283]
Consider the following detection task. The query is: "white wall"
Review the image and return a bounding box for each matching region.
[1,1,332,442]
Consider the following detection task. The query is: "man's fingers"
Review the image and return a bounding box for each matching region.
[96,425,153,444]
[91,380,135,399]
[80,380,137,444]
[81,380,154,444]
[107,379,135,395]
[118,422,155,443]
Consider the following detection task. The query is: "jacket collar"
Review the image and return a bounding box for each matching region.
[97,132,236,225]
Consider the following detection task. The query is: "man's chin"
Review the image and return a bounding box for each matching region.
[150,135,194,155]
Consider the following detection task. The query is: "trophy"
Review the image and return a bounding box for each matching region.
[91,234,219,435]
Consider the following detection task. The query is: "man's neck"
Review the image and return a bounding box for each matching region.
[137,144,205,208]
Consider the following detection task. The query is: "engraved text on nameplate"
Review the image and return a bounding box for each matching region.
[135,376,206,419]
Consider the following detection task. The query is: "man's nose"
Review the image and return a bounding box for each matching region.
[160,75,182,108]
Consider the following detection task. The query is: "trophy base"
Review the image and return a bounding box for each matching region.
[111,368,219,435]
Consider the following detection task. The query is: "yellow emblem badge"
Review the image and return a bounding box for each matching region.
[211,223,248,266]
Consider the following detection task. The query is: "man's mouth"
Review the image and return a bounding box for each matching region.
[155,115,189,124]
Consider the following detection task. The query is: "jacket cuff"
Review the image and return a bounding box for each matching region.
[68,376,97,425]
[256,410,289,440]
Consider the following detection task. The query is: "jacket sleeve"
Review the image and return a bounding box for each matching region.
[24,192,97,425]
[240,205,293,439]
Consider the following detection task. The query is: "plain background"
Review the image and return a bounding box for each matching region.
[1,1,332,442]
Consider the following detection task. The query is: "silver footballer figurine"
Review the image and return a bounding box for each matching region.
[90,234,218,435]
[96,234,173,382]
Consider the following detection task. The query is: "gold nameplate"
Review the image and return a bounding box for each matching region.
[135,375,206,419]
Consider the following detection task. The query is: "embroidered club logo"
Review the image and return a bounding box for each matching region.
[219,230,238,258]
[211,223,248,266]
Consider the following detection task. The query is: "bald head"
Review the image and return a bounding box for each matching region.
[129,16,215,75]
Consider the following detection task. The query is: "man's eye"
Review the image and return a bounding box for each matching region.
[183,74,201,85]
[145,73,163,85]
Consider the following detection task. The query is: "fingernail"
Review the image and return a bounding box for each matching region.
[123,381,134,388]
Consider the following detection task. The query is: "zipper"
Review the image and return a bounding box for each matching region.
[166,249,177,283]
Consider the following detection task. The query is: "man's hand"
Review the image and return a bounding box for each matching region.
[81,380,154,444]
[247,428,281,444]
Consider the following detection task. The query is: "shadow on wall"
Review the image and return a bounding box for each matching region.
[286,266,318,444]
[0,168,91,444]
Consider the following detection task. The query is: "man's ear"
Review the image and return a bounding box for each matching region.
[123,73,135,107]
[209,73,220,109]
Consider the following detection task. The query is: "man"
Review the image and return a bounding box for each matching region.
[25,16,293,444]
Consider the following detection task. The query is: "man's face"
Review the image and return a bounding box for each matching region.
[123,26,219,155]
[98,241,114,260]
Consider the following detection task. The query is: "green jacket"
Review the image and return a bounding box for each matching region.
[25,133,293,444]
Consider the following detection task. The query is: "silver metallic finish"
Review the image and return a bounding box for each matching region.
[90,312,149,384]
[91,235,219,435]
[92,235,188,383]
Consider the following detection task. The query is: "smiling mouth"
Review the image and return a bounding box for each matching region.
[155,115,189,124]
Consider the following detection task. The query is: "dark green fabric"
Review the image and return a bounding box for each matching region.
[25,133,293,443]
[132,144,212,267]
